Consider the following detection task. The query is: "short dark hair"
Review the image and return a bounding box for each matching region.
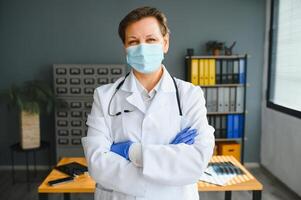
[118,6,170,44]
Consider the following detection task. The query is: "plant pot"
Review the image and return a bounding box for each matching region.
[212,49,220,56]
[20,111,40,149]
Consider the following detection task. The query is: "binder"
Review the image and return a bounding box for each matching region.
[216,60,221,84]
[221,60,227,84]
[227,115,234,138]
[229,87,236,112]
[204,59,209,85]
[221,115,227,138]
[212,88,218,112]
[239,58,245,84]
[227,60,234,83]
[218,88,224,112]
[208,116,212,126]
[206,88,212,112]
[215,116,221,138]
[223,87,230,112]
[203,87,207,102]
[199,59,205,85]
[236,87,244,112]
[212,116,216,137]
[209,59,216,85]
[233,114,240,138]
[189,59,199,85]
[238,115,244,137]
[233,60,239,83]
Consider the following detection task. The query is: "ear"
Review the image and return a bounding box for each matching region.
[162,33,169,53]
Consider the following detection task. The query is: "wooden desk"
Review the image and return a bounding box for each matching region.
[38,157,95,200]
[198,156,263,200]
[38,156,263,200]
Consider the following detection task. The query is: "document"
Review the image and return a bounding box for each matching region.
[199,166,237,186]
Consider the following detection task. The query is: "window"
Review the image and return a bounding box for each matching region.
[267,0,301,118]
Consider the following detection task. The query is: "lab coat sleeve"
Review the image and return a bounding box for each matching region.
[141,85,215,186]
[81,88,147,197]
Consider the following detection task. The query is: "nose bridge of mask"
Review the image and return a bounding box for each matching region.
[138,43,162,55]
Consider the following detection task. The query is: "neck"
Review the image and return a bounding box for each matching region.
[133,66,163,92]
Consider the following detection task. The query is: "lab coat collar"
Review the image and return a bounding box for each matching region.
[119,65,176,93]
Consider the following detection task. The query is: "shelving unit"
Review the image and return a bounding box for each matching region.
[185,54,248,163]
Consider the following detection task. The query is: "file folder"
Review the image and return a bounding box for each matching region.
[199,59,205,85]
[218,88,224,112]
[233,60,239,83]
[221,115,227,138]
[233,114,240,138]
[216,60,221,84]
[209,59,216,85]
[227,60,234,84]
[239,59,245,84]
[223,87,230,112]
[206,88,212,112]
[204,59,209,85]
[229,87,236,112]
[227,115,234,138]
[222,60,227,84]
[236,87,244,112]
[215,116,221,138]
[212,88,218,112]
[238,115,244,137]
[190,59,199,85]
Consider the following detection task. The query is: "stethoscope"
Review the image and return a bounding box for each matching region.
[108,72,182,116]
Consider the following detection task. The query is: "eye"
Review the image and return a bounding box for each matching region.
[146,38,157,43]
[128,40,139,46]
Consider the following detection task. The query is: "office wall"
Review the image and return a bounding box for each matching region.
[0,0,266,165]
[261,0,301,196]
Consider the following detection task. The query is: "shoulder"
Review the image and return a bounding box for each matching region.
[174,78,204,98]
[93,76,125,102]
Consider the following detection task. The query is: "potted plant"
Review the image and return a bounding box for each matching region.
[0,80,56,149]
[206,41,225,56]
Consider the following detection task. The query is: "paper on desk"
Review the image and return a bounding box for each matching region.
[199,166,237,186]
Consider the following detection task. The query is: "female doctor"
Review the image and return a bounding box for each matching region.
[82,6,215,200]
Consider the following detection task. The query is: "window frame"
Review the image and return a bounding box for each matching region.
[266,0,301,119]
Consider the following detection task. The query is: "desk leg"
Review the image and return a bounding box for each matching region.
[64,193,71,200]
[253,190,262,200]
[225,191,232,200]
[38,193,48,200]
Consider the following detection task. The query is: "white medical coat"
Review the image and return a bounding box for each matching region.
[81,67,215,200]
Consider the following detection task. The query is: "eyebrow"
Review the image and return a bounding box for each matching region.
[127,36,137,40]
[146,34,156,38]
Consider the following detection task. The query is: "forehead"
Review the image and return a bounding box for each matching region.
[125,17,162,38]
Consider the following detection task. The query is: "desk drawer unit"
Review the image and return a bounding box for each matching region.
[53,64,126,160]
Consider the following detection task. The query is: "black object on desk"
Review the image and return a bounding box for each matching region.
[10,141,51,190]
[55,161,88,177]
[48,176,74,186]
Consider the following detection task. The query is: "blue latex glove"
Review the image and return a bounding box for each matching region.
[170,127,198,145]
[110,140,133,160]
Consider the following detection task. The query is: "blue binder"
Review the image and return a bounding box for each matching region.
[238,115,245,137]
[227,115,234,138]
[233,115,240,138]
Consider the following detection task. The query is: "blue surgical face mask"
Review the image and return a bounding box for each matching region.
[126,43,164,74]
